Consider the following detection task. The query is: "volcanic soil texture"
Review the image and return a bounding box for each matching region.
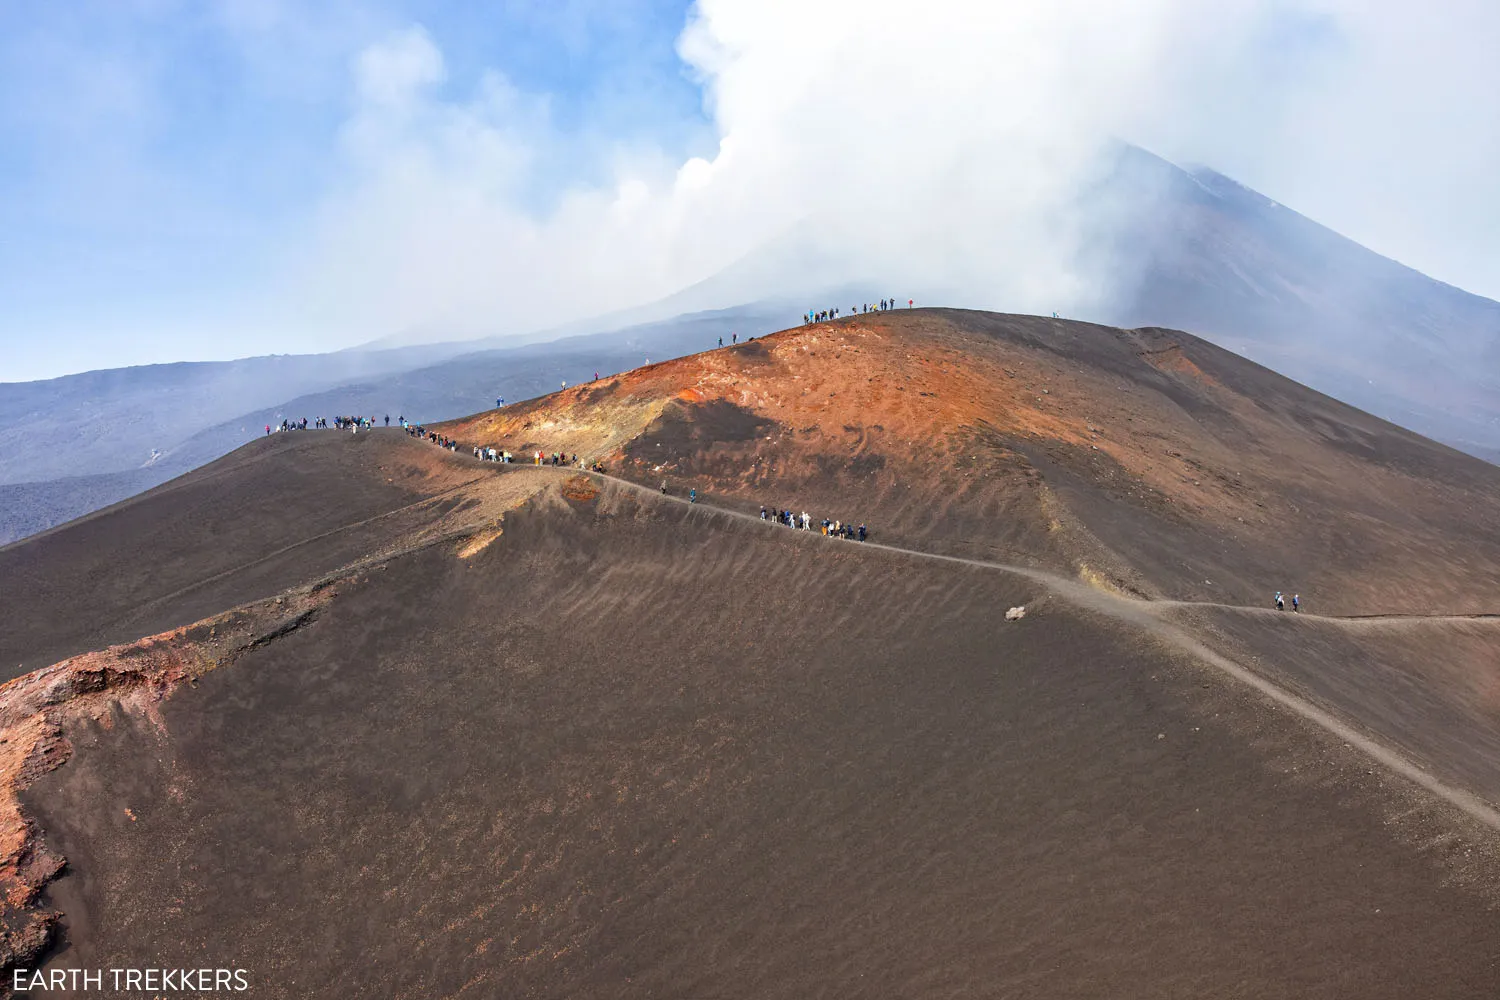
[441,310,1500,615]
[22,478,1500,999]
[0,430,493,678]
[7,309,1500,997]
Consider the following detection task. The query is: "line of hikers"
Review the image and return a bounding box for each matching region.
[510,452,591,470]
[333,415,387,430]
[804,299,909,324]
[265,415,397,435]
[406,425,461,451]
[408,422,606,470]
[407,427,865,536]
[1274,591,1301,612]
[529,450,607,471]
[405,426,867,535]
[473,445,516,463]
[530,451,584,467]
[761,505,868,541]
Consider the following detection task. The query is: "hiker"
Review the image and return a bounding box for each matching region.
[689,488,698,503]
[1292,594,1300,613]
[718,337,723,348]
[660,481,668,495]
[858,524,867,542]
[1274,592,1285,611]
[265,424,270,436]
[760,505,768,520]
[732,332,737,344]
[384,415,389,426]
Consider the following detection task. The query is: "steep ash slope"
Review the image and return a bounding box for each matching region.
[0,431,498,678]
[1168,605,1500,807]
[7,319,1500,995]
[0,306,783,546]
[23,479,1500,999]
[440,309,1500,615]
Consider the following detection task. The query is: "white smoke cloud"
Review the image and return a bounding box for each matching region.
[285,1,1500,346]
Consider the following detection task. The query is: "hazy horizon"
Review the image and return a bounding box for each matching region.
[4,1,1499,382]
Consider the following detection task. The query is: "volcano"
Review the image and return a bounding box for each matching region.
[3,309,1500,998]
[439,309,1500,615]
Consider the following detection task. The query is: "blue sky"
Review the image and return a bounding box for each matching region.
[0,0,708,380]
[3,1,1498,382]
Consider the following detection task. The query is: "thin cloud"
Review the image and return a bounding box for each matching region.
[4,1,1498,378]
[286,0,1500,349]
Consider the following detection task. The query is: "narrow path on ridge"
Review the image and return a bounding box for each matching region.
[500,462,1500,833]
[131,474,490,619]
[551,463,1500,626]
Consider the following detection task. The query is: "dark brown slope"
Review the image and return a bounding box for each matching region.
[8,318,1500,996]
[1167,605,1500,807]
[25,477,1500,999]
[440,309,1500,616]
[0,430,485,681]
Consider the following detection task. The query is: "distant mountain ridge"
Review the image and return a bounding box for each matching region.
[0,306,786,544]
[3,146,1498,543]
[0,342,479,485]
[1100,146,1500,460]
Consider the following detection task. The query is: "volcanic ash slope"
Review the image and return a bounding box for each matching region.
[22,481,1500,999]
[440,309,1500,616]
[4,310,1500,996]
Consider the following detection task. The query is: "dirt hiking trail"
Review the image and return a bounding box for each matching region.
[551,463,1500,833]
